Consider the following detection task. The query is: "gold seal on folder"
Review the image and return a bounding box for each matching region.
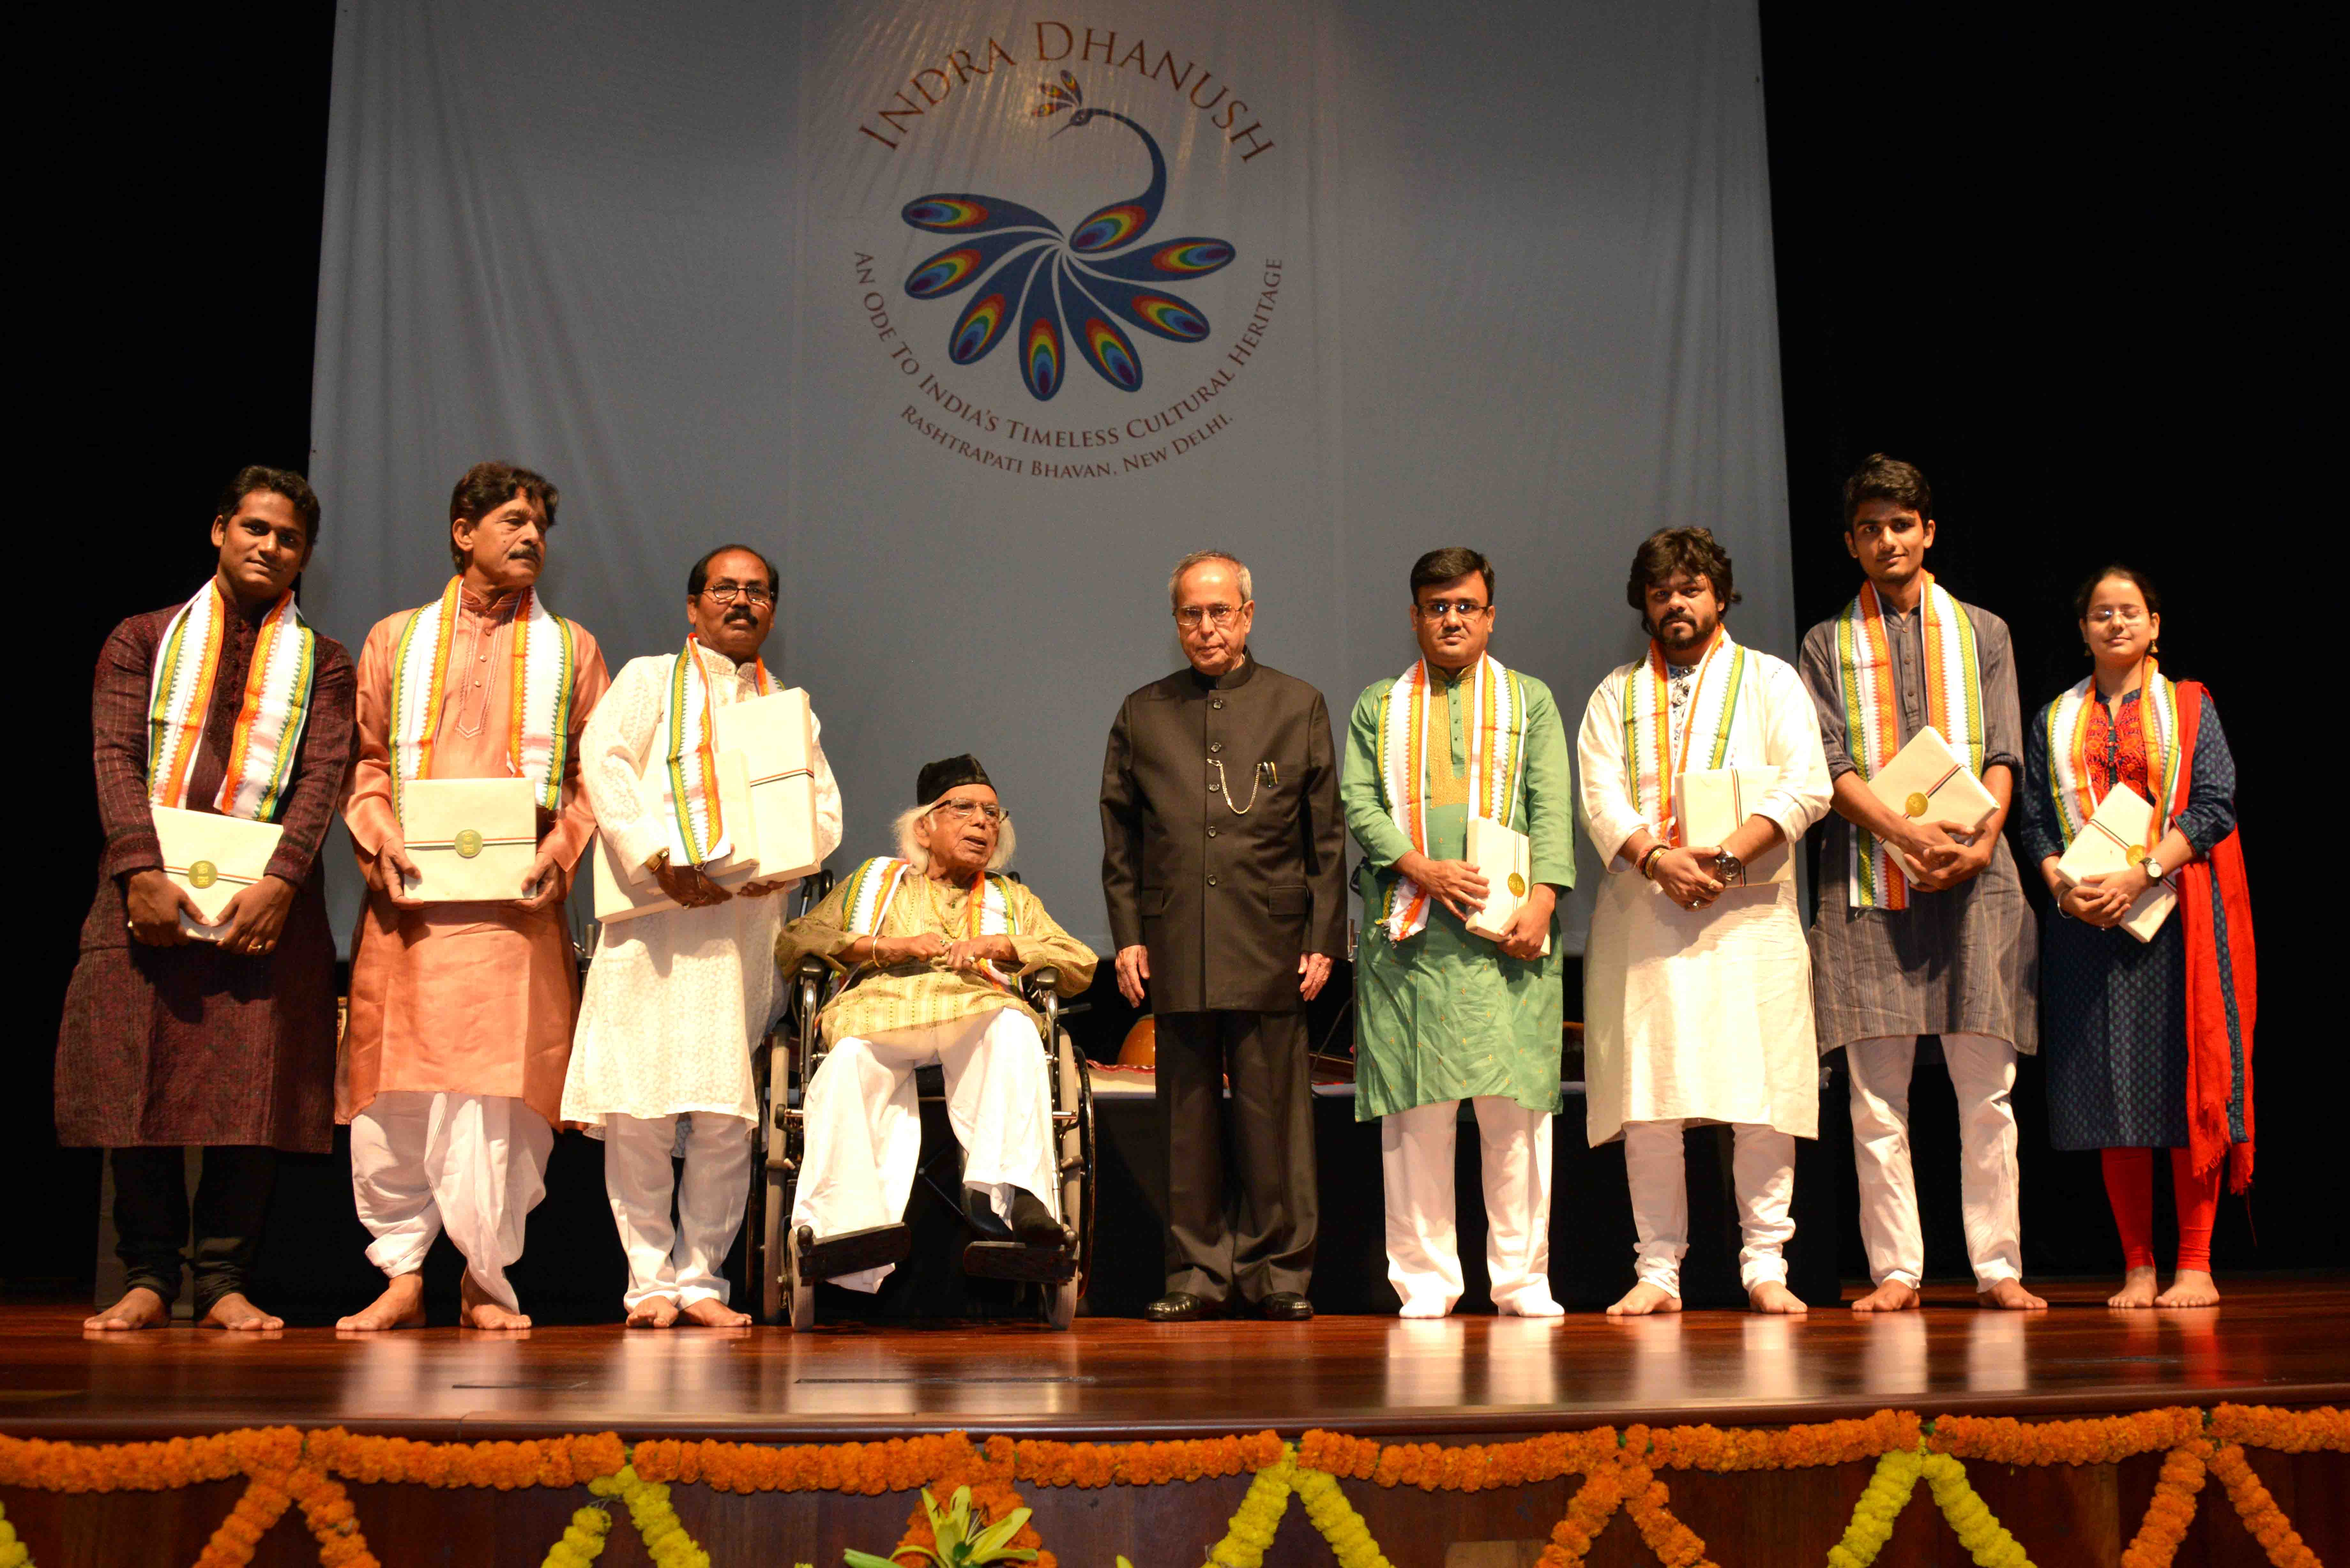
[1507,872,1527,897]
[188,860,218,889]
[454,828,484,859]
[1903,792,1930,819]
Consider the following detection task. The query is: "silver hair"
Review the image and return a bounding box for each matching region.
[891,797,1017,874]
[1167,549,1254,608]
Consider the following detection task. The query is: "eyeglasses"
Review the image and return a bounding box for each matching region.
[2086,606,2148,626]
[1414,599,1491,620]
[1174,604,1242,629]
[930,799,1009,825]
[701,584,775,607]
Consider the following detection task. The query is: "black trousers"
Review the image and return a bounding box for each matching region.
[110,1145,278,1316]
[1155,1010,1316,1303]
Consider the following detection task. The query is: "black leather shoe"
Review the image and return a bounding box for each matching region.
[963,1185,1012,1240]
[1145,1290,1219,1323]
[1256,1292,1314,1322]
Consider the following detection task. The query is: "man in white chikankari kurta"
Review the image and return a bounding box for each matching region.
[1577,529,1831,1315]
[561,546,842,1326]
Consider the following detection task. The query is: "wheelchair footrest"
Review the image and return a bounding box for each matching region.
[961,1238,1075,1284]
[797,1222,913,1284]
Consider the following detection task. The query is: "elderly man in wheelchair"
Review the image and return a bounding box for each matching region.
[773,755,1096,1313]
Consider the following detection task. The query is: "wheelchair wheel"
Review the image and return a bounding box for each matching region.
[759,1034,799,1325]
[1050,1026,1095,1330]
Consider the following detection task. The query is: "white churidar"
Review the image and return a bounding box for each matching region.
[1623,1119,1795,1294]
[602,1111,754,1311]
[792,1007,1058,1292]
[562,648,844,1128]
[348,1089,554,1312]
[1845,1032,2022,1290]
[1380,1097,1558,1318]
[1577,647,1833,1145]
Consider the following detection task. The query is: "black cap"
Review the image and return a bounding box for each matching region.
[917,754,992,804]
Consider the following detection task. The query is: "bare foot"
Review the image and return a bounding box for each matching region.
[1748,1281,1808,1314]
[200,1292,285,1332]
[1979,1278,2048,1311]
[2107,1266,2159,1309]
[84,1286,170,1332]
[337,1273,427,1331]
[459,1272,532,1330]
[626,1296,680,1328]
[2156,1269,2220,1308]
[676,1298,753,1327]
[1850,1280,1921,1313]
[1606,1282,1682,1316]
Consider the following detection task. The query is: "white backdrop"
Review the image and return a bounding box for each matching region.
[309,0,1791,953]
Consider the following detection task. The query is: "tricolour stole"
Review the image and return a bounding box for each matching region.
[1836,575,1984,910]
[388,577,576,816]
[1618,629,1747,845]
[147,579,317,822]
[840,855,1021,989]
[2043,661,2183,855]
[1374,654,1529,941]
[659,636,768,866]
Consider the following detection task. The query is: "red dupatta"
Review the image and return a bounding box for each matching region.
[2172,681,2257,1191]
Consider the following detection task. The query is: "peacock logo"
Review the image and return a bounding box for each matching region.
[900,73,1235,402]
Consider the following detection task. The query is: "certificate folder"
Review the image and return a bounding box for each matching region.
[150,804,283,939]
[1463,815,1551,956]
[714,689,823,883]
[592,751,761,923]
[2054,781,2177,942]
[1862,725,1998,837]
[398,776,538,903]
[1677,766,1792,883]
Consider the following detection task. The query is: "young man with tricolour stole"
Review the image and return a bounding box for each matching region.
[560,544,843,1326]
[57,466,357,1332]
[1799,455,2043,1313]
[336,461,611,1331]
[1577,528,1831,1316]
[1341,547,1575,1318]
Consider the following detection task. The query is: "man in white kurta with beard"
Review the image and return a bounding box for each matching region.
[1578,528,1832,1316]
[562,544,842,1326]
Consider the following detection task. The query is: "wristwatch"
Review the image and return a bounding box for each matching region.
[2140,855,2165,884]
[1711,850,1746,887]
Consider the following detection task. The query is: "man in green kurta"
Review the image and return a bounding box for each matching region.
[1341,547,1575,1317]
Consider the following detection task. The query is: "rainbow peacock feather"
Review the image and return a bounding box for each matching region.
[900,73,1235,400]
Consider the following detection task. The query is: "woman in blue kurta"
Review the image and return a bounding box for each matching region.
[2019,565,2255,1310]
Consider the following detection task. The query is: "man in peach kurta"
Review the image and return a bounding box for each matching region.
[336,462,610,1330]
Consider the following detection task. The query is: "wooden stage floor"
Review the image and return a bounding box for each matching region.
[5,1278,2345,1445]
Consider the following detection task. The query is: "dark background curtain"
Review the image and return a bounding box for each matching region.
[11,3,2332,1296]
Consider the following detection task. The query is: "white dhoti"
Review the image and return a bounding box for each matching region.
[790,1006,1058,1292]
[603,1112,754,1311]
[348,1089,554,1312]
[1845,1032,2022,1290]
[1624,1119,1795,1295]
[1380,1097,1557,1317]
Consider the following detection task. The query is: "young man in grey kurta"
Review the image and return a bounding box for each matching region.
[1341,547,1574,1317]
[1799,455,2042,1312]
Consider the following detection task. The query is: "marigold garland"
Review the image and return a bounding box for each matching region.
[2120,1437,2208,1568]
[0,1403,2341,1568]
[1825,1447,1921,1568]
[1203,1449,1294,1568]
[541,1504,613,1568]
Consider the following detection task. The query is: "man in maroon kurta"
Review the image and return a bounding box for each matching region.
[336,461,608,1331]
[56,466,356,1331]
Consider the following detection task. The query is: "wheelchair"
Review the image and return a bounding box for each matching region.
[743,871,1097,1329]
